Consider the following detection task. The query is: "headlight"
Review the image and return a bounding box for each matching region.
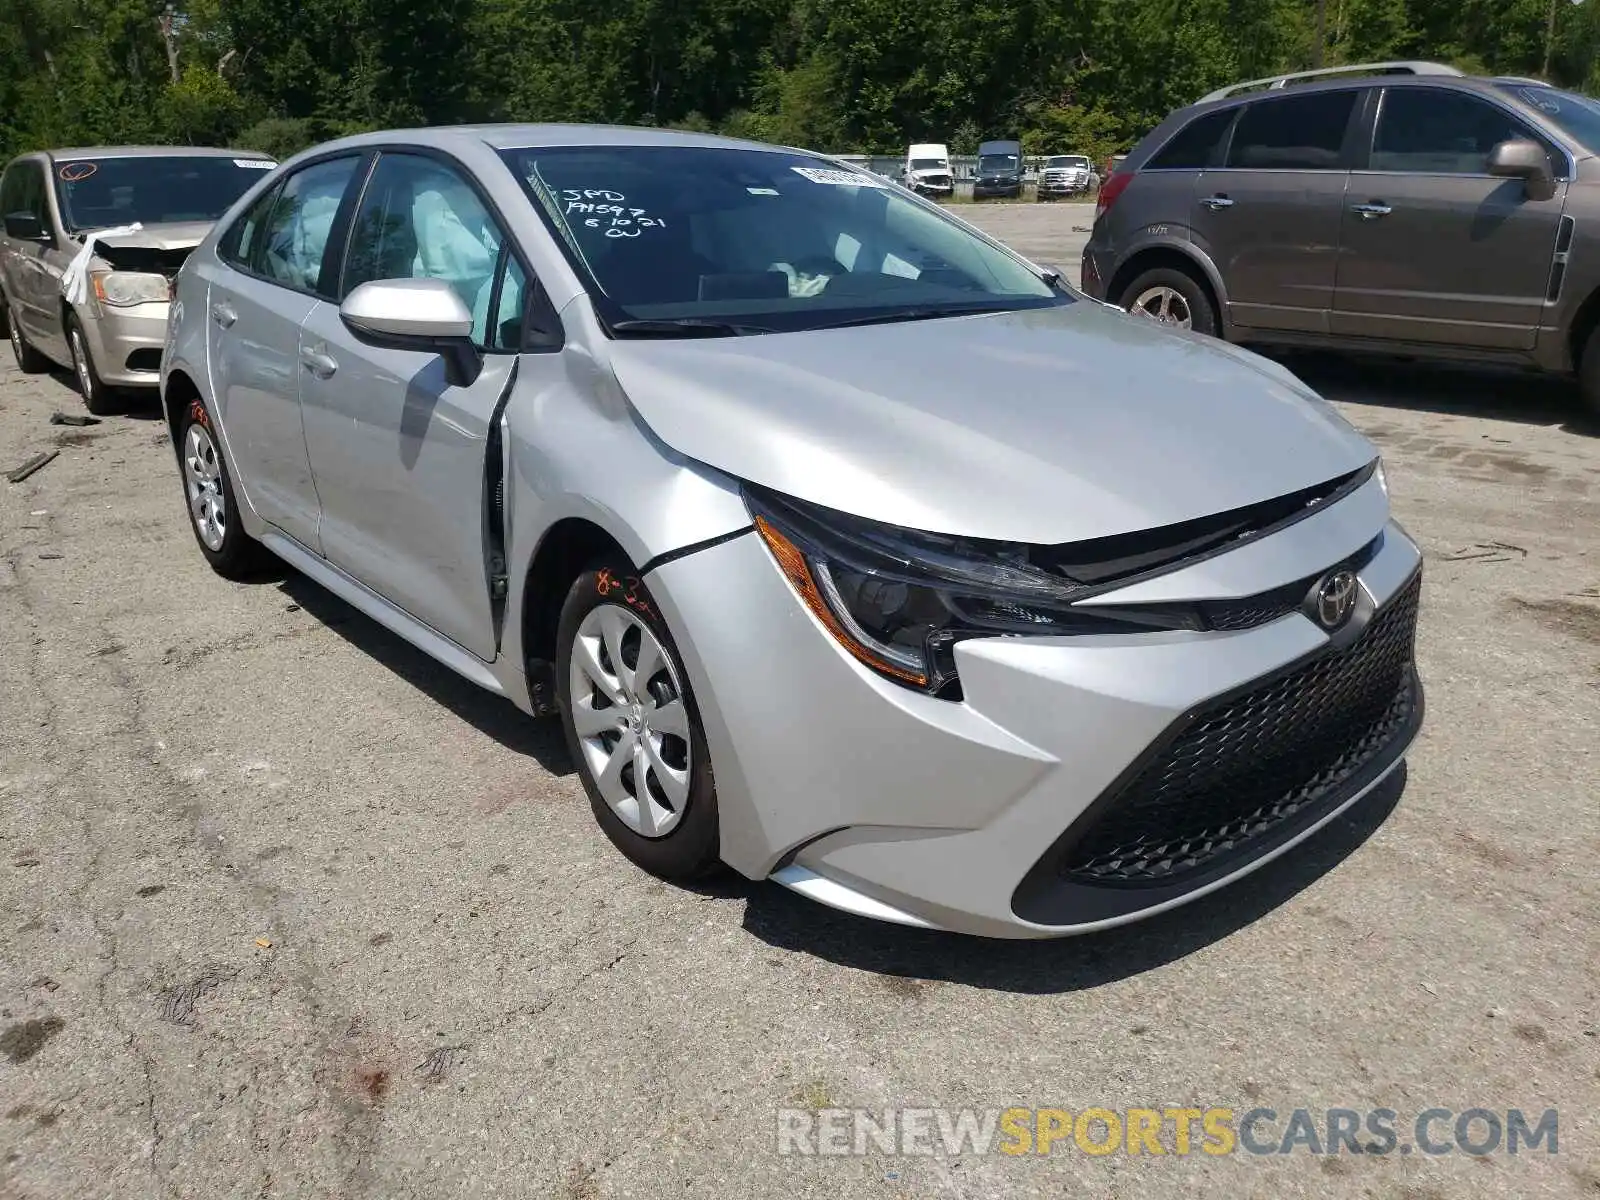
[746,487,1192,696]
[92,271,171,307]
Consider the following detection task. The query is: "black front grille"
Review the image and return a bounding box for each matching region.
[1059,573,1421,886]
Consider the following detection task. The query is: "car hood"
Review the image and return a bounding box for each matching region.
[88,221,213,251]
[605,302,1376,544]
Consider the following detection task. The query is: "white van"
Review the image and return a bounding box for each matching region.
[902,143,952,197]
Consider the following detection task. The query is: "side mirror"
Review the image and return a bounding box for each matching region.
[1488,138,1556,202]
[4,211,48,242]
[339,277,482,387]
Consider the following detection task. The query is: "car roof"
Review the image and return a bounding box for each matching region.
[38,146,274,161]
[1184,71,1546,116]
[302,123,794,157]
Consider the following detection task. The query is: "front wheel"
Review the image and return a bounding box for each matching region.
[1118,266,1218,338]
[556,561,720,881]
[66,313,116,415]
[1579,324,1600,422]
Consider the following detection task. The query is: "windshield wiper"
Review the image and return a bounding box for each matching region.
[813,304,1017,331]
[610,318,775,338]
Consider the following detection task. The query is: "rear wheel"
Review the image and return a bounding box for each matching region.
[3,296,49,374]
[179,398,268,579]
[555,560,721,881]
[1118,266,1218,338]
[66,313,116,415]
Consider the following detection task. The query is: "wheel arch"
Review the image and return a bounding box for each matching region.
[1567,283,1600,374]
[518,517,632,711]
[1106,244,1228,335]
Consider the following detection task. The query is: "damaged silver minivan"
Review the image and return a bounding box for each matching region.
[0,146,275,412]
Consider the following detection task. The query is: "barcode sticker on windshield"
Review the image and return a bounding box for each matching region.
[791,167,885,188]
[235,159,277,169]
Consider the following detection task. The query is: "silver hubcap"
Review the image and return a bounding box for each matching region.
[70,330,93,397]
[1130,286,1192,329]
[184,424,228,551]
[568,604,691,838]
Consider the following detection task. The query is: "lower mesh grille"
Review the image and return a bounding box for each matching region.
[1060,573,1421,886]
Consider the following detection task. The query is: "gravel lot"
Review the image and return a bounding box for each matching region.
[1,203,1597,1199]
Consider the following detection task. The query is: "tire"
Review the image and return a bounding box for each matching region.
[2,295,50,374]
[177,396,268,579]
[65,312,116,415]
[555,559,721,882]
[1580,324,1600,422]
[1118,266,1219,338]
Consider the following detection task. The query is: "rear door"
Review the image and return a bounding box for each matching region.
[299,150,560,660]
[1331,86,1565,350]
[206,154,365,551]
[1191,89,1362,333]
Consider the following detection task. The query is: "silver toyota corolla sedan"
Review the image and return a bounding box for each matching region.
[160,125,1424,938]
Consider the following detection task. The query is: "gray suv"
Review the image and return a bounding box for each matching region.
[1081,62,1600,415]
[0,147,274,412]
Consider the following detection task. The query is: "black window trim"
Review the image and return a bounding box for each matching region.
[213,149,372,302]
[334,143,562,355]
[1354,84,1575,182]
[1210,86,1369,173]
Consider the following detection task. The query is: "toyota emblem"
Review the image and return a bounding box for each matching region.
[1312,568,1358,630]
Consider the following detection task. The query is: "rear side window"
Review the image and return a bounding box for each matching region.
[2,161,46,221]
[1148,109,1237,170]
[256,156,361,295]
[1372,88,1545,174]
[218,183,282,269]
[1226,91,1359,170]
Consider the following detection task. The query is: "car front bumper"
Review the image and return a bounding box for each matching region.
[78,299,169,388]
[648,476,1423,938]
[973,180,1023,198]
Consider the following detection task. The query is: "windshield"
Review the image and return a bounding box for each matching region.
[1497,84,1600,152]
[909,158,948,171]
[500,145,1066,335]
[53,155,274,232]
[978,154,1019,173]
[1047,156,1088,169]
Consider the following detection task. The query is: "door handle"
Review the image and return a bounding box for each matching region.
[210,301,236,328]
[299,345,338,379]
[1351,203,1392,219]
[1200,194,1234,210]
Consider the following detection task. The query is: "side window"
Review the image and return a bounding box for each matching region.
[256,156,360,294]
[1149,109,1237,170]
[15,163,45,220]
[0,164,20,215]
[1372,88,1546,175]
[342,153,504,345]
[1227,91,1359,170]
[485,254,561,351]
[219,183,282,268]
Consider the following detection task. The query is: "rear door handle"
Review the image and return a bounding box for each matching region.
[210,302,236,328]
[1200,195,1234,210]
[299,345,338,379]
[1351,203,1392,219]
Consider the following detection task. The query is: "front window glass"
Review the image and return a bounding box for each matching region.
[978,153,1019,173]
[52,155,274,232]
[343,152,506,344]
[1495,83,1600,153]
[1373,89,1544,174]
[909,158,947,171]
[1046,156,1088,169]
[500,145,1065,335]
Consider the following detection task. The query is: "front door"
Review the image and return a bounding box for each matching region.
[299,151,531,661]
[206,155,363,551]
[1191,88,1361,334]
[1332,86,1565,350]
